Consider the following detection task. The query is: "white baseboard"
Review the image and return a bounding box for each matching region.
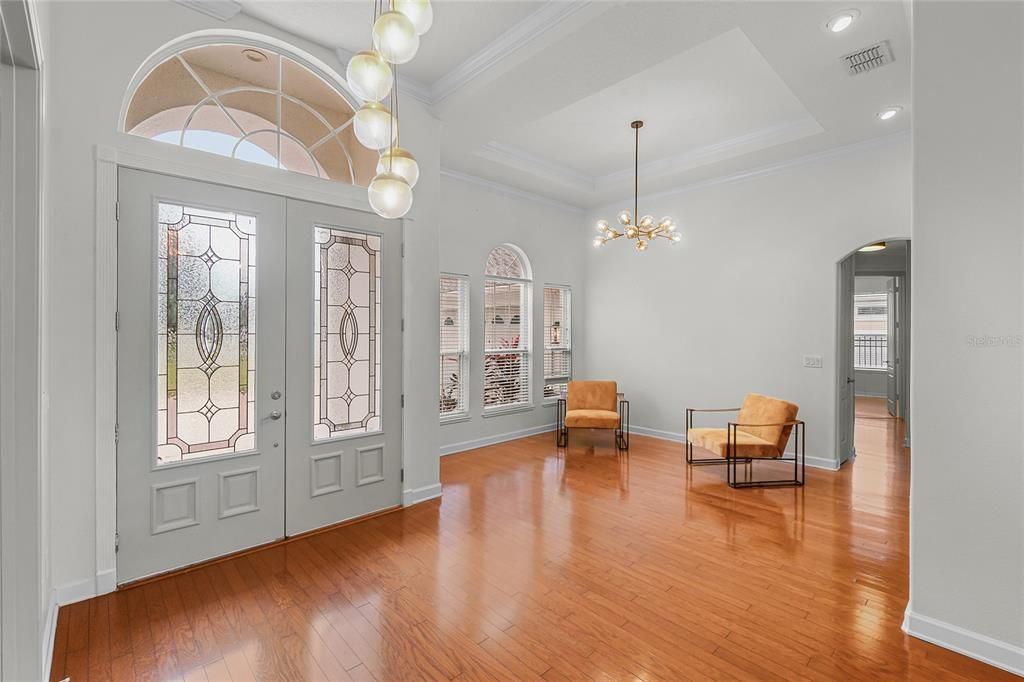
[903,609,1024,676]
[440,422,555,456]
[631,425,686,442]
[631,426,841,471]
[53,576,98,606]
[403,483,442,506]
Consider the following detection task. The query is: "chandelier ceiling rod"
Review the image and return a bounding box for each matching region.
[592,120,681,252]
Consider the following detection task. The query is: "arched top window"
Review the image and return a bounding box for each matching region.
[124,41,377,186]
[485,244,531,280]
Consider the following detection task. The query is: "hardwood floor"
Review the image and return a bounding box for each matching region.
[51,409,1013,681]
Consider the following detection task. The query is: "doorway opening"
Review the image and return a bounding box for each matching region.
[835,239,911,468]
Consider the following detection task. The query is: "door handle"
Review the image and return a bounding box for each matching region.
[269,410,282,420]
[846,377,855,384]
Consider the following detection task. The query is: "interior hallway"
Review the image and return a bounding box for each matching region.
[48,409,1009,681]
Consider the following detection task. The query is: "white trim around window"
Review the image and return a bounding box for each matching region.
[542,284,572,404]
[483,245,533,415]
[439,273,470,423]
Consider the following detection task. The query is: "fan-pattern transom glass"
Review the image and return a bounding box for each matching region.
[125,43,378,186]
[313,226,382,440]
[157,202,257,464]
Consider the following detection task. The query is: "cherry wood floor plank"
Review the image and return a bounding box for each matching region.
[49,398,1016,680]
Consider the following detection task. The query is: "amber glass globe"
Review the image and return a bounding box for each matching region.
[372,11,420,64]
[377,146,419,188]
[395,0,433,35]
[368,171,413,219]
[346,50,393,102]
[353,102,397,151]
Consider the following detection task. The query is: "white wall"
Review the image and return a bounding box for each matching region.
[908,0,1024,669]
[581,136,911,466]
[438,173,585,453]
[40,0,440,600]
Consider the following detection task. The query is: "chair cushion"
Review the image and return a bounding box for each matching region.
[687,427,782,459]
[565,409,620,429]
[567,380,617,411]
[736,393,799,450]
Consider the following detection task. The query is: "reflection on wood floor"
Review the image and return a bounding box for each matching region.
[50,405,1013,681]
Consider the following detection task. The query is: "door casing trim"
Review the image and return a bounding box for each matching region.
[96,139,411,595]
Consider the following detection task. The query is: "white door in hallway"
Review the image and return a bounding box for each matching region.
[117,169,287,582]
[836,254,855,464]
[886,277,898,416]
[283,199,403,536]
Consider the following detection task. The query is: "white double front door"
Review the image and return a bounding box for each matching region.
[116,168,402,583]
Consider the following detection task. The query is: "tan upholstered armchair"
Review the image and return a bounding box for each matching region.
[686,393,805,488]
[556,380,629,450]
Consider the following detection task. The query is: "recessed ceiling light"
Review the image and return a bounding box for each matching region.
[859,242,886,252]
[242,48,268,63]
[825,9,860,33]
[877,106,903,121]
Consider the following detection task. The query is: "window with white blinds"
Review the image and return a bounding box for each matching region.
[543,286,571,401]
[484,245,531,412]
[439,274,469,420]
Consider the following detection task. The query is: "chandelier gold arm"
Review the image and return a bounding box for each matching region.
[592,120,680,251]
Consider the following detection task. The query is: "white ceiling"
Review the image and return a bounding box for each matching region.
[239,0,545,84]
[235,0,911,209]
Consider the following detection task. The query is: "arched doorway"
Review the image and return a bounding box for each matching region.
[835,238,911,467]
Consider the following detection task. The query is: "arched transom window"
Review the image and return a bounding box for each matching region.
[484,245,532,412]
[124,43,377,186]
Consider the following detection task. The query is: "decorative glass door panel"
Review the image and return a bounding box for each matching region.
[286,201,402,537]
[313,227,382,440]
[157,203,258,463]
[117,170,286,584]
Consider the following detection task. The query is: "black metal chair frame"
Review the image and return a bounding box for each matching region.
[686,408,805,488]
[557,396,629,451]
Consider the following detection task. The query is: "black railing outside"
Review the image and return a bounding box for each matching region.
[854,334,888,369]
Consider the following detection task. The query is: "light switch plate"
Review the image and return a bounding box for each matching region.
[803,355,823,369]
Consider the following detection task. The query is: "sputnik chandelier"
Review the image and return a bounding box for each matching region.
[593,121,680,251]
[346,0,433,219]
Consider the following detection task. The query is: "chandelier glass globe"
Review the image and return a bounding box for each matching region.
[372,10,420,64]
[368,171,413,219]
[346,50,393,102]
[353,102,397,151]
[592,121,680,253]
[395,0,433,35]
[377,146,420,188]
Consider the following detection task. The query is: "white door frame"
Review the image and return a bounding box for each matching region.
[94,137,412,590]
[0,1,45,679]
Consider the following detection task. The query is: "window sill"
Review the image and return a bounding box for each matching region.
[542,399,560,407]
[855,367,889,373]
[482,404,534,418]
[440,413,471,425]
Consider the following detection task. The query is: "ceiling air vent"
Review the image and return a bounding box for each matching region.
[842,40,894,75]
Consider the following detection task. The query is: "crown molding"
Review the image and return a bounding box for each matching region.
[597,116,824,189]
[334,47,433,105]
[430,0,593,104]
[174,0,241,22]
[601,129,911,209]
[476,116,825,198]
[476,142,594,193]
[440,167,584,214]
